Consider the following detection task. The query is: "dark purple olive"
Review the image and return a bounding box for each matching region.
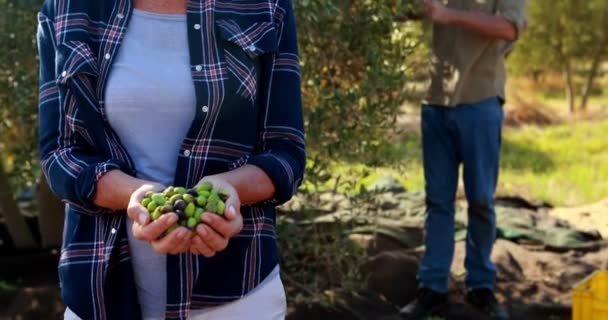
[175,209,186,219]
[174,199,186,211]
[187,189,198,197]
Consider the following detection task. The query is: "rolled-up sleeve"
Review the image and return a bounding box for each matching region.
[497,0,528,38]
[244,0,306,205]
[37,11,131,215]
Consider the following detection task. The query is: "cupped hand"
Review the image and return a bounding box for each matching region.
[127,184,194,254]
[190,177,243,257]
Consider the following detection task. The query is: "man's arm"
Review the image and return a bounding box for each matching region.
[424,0,518,41]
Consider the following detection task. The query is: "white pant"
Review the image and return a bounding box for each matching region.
[189,267,286,320]
[65,266,287,320]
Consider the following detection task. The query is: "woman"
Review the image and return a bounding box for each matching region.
[37,0,305,319]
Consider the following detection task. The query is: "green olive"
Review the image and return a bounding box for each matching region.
[146,201,158,212]
[152,207,162,220]
[210,189,219,197]
[194,208,204,222]
[152,193,166,205]
[162,203,174,213]
[174,187,187,194]
[141,198,151,208]
[196,195,207,207]
[208,194,220,203]
[185,202,196,217]
[183,194,194,204]
[144,191,154,198]
[187,217,197,229]
[216,200,226,215]
[218,189,230,201]
[205,202,218,214]
[169,194,183,204]
[197,182,213,192]
[163,186,175,197]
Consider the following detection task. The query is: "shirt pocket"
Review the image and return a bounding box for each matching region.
[215,17,278,106]
[55,40,101,111]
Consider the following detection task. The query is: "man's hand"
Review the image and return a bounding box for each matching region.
[424,0,453,24]
[190,177,243,257]
[422,0,520,40]
[127,184,194,255]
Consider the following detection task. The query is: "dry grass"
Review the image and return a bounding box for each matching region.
[503,93,561,127]
[506,74,608,119]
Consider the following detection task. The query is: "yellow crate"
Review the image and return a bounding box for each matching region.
[573,271,608,320]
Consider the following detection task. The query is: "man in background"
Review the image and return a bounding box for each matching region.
[400,0,527,319]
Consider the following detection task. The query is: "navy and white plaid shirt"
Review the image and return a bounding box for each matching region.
[37,0,305,319]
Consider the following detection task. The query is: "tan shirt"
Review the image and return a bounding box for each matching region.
[425,0,527,107]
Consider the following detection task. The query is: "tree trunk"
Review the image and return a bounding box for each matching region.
[37,173,65,248]
[580,38,607,111]
[563,62,576,114]
[0,161,37,249]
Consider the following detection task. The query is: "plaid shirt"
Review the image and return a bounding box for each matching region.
[37,0,305,319]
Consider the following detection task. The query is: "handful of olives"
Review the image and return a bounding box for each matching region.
[140,182,229,235]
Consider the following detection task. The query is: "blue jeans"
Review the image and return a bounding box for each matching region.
[417,97,503,293]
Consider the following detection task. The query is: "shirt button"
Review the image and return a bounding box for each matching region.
[116,13,125,19]
[61,70,67,77]
[194,24,201,30]
[248,45,256,52]
[195,65,203,72]
[104,53,111,60]
[202,105,209,113]
[183,150,191,157]
[111,228,117,234]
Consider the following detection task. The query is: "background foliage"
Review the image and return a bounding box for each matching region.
[297,0,425,165]
[0,0,40,190]
[0,0,425,305]
[509,0,608,112]
[0,0,427,189]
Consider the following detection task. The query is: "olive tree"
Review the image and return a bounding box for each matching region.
[510,0,608,112]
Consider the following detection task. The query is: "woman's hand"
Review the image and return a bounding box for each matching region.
[127,184,194,254]
[190,176,243,257]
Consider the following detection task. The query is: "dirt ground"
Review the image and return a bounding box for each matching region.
[550,198,608,240]
[0,250,63,320]
[2,240,604,320]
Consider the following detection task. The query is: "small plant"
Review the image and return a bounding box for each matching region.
[278,171,369,307]
[277,203,368,307]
